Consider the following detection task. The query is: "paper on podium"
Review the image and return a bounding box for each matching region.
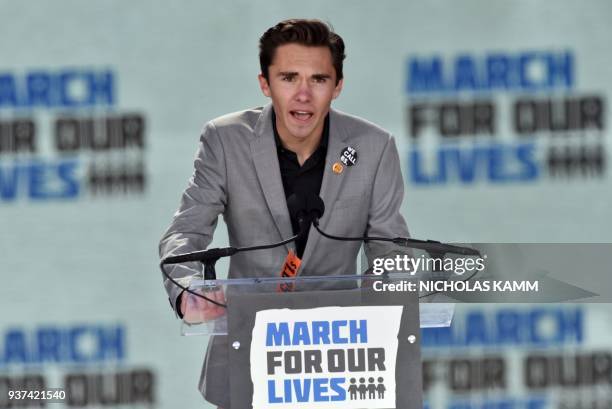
[418,303,455,328]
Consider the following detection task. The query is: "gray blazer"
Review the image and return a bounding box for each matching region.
[159,103,410,406]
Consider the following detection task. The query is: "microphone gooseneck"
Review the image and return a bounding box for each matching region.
[305,193,479,258]
[307,194,482,299]
[160,193,318,307]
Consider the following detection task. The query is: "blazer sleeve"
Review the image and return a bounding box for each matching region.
[363,135,411,264]
[158,121,228,316]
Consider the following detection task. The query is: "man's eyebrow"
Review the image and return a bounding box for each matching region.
[277,71,298,77]
[311,74,332,80]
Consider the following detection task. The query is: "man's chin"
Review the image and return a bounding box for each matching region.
[287,128,316,141]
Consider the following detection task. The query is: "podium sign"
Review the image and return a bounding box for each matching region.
[249,305,402,408]
[221,278,423,409]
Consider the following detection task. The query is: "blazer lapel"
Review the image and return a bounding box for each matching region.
[299,109,350,273]
[251,104,293,250]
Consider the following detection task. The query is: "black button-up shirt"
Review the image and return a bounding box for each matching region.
[273,111,329,258]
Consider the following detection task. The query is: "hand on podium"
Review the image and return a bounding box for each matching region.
[180,287,226,324]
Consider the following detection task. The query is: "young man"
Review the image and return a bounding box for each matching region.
[159,19,410,407]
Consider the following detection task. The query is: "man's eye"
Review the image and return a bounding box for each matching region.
[282,76,295,82]
[313,78,326,83]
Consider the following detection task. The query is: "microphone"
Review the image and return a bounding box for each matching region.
[308,194,480,258]
[162,247,237,265]
[161,194,321,286]
[161,193,321,308]
[292,193,481,300]
[287,192,325,238]
[287,193,309,235]
[159,226,304,306]
[305,193,325,221]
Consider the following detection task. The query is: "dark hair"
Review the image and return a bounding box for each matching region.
[259,19,345,85]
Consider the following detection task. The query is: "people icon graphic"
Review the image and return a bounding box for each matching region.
[348,378,358,400]
[347,376,386,400]
[358,377,367,399]
[377,377,386,399]
[367,377,376,399]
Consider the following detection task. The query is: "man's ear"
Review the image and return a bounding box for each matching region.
[258,74,271,97]
[332,78,344,99]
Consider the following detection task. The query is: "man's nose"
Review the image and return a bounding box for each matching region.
[294,79,312,102]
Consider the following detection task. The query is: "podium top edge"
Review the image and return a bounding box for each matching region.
[190,273,418,286]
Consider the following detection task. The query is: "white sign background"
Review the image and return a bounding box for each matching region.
[250,306,403,409]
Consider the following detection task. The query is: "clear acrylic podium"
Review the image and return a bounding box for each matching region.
[179,273,453,409]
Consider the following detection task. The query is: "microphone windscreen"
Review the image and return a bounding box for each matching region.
[287,192,307,220]
[307,194,325,219]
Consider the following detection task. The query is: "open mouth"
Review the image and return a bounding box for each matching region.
[290,110,314,122]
